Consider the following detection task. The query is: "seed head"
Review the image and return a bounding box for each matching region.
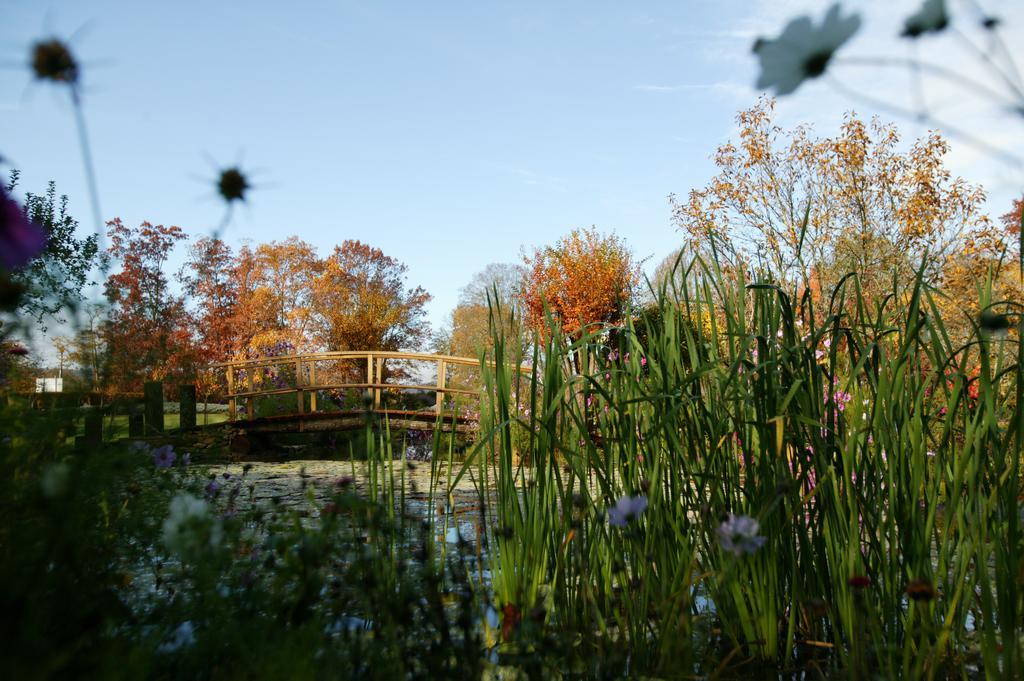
[847,575,871,589]
[905,578,936,601]
[217,167,250,203]
[979,310,1010,338]
[31,39,79,85]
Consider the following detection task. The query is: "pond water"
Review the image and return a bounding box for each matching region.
[195,457,494,546]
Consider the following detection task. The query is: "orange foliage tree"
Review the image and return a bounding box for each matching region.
[672,98,995,314]
[179,237,239,364]
[311,240,431,352]
[231,237,321,356]
[102,219,192,392]
[521,227,639,341]
[938,197,1022,328]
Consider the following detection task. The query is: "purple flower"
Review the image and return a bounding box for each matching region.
[152,445,176,468]
[716,514,767,555]
[608,349,619,362]
[1,187,46,271]
[607,494,648,527]
[204,480,221,498]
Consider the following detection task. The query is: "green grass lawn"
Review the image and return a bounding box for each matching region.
[75,411,230,441]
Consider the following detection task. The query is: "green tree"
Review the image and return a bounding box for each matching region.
[5,171,99,330]
[442,263,527,361]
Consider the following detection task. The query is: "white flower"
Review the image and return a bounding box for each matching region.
[41,462,71,498]
[157,621,196,653]
[754,4,861,95]
[902,0,948,38]
[162,493,222,556]
[607,494,648,527]
[716,513,767,555]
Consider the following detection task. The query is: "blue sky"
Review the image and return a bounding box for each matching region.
[3,0,1023,353]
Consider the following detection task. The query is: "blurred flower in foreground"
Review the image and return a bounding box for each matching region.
[41,462,71,498]
[162,493,222,556]
[902,0,948,38]
[753,4,861,95]
[152,444,177,468]
[157,621,196,653]
[1,186,47,271]
[607,494,648,526]
[717,513,767,555]
[30,38,79,85]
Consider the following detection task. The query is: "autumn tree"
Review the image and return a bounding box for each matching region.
[179,237,239,363]
[672,98,992,311]
[521,227,639,340]
[231,237,320,356]
[311,240,430,352]
[102,219,192,391]
[939,197,1024,325]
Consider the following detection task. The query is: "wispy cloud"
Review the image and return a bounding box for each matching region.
[498,165,568,193]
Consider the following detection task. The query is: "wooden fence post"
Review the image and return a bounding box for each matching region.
[128,403,145,437]
[83,409,103,445]
[144,381,164,435]
[179,384,197,430]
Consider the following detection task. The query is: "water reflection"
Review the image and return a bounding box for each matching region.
[196,459,493,548]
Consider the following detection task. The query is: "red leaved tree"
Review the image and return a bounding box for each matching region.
[102,219,192,392]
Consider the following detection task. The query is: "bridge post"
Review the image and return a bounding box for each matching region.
[366,354,374,411]
[226,366,236,421]
[435,359,447,413]
[374,356,383,411]
[308,361,317,412]
[295,357,304,416]
[246,367,255,420]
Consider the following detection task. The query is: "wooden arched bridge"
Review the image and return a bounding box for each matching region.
[215,351,486,434]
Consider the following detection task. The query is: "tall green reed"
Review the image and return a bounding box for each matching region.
[467,252,1023,679]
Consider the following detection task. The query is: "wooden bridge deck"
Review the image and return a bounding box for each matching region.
[226,409,477,435]
[215,350,487,434]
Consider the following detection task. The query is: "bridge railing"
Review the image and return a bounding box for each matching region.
[213,351,484,422]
